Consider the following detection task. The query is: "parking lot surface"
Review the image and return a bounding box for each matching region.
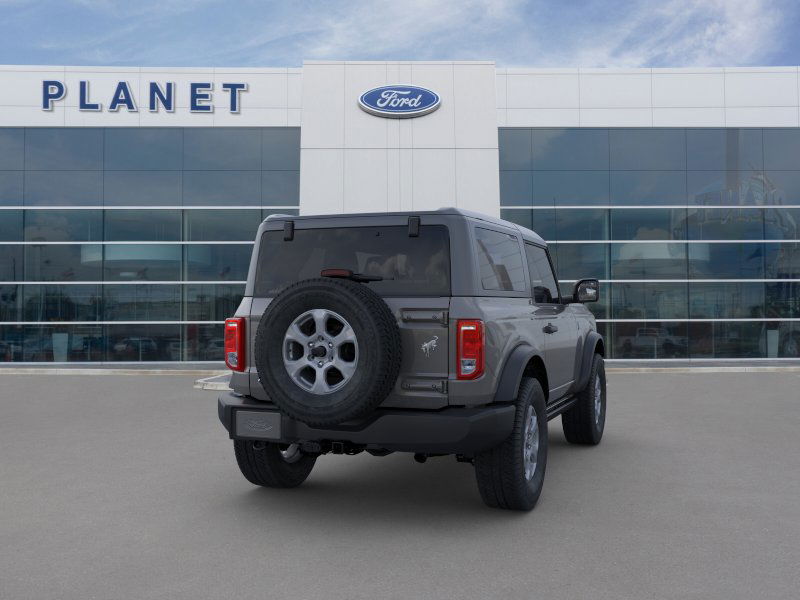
[2,372,799,599]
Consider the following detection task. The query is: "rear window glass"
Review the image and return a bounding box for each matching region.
[255,225,450,296]
[474,227,526,292]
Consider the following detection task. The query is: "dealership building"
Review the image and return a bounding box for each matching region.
[0,61,798,363]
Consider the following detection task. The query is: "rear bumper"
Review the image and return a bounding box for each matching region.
[218,393,515,455]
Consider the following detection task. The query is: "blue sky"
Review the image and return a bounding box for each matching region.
[1,0,798,68]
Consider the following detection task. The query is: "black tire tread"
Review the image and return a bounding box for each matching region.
[233,440,316,488]
[562,353,604,445]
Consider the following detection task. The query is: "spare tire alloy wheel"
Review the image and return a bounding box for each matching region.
[255,278,402,427]
[284,309,358,394]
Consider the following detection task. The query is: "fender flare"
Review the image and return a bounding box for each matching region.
[573,331,604,392]
[493,344,539,404]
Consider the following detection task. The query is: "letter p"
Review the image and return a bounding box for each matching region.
[42,80,66,110]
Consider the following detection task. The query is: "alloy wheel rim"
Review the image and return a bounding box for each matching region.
[523,405,539,481]
[594,373,602,426]
[282,309,358,395]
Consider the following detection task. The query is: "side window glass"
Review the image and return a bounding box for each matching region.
[525,244,560,303]
[474,227,526,292]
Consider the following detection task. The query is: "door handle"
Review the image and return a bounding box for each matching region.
[543,323,558,334]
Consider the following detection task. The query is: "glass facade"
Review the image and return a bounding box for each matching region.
[501,128,800,359]
[0,127,300,362]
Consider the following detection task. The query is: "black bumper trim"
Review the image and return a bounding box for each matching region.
[218,393,515,455]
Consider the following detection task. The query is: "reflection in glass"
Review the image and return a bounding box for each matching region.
[612,321,688,359]
[553,209,608,241]
[24,171,103,205]
[0,129,24,170]
[106,324,181,361]
[24,210,102,241]
[775,322,800,357]
[0,170,23,205]
[104,285,181,320]
[185,245,252,281]
[262,171,300,206]
[104,210,181,241]
[611,171,686,205]
[687,170,775,205]
[689,322,765,358]
[765,282,800,318]
[611,243,687,279]
[0,246,23,281]
[103,245,181,281]
[686,129,763,171]
[104,171,182,206]
[104,128,182,170]
[611,282,688,320]
[184,210,261,241]
[185,284,245,320]
[183,171,260,205]
[533,171,609,206]
[498,129,532,170]
[262,128,301,170]
[611,208,686,240]
[533,129,609,170]
[0,285,20,321]
[549,243,608,280]
[763,129,800,170]
[689,282,764,319]
[610,129,685,170]
[689,243,764,279]
[687,207,764,240]
[23,285,101,321]
[25,245,102,281]
[22,324,104,362]
[25,128,103,170]
[765,242,800,278]
[183,128,261,170]
[500,171,532,205]
[185,324,225,361]
[0,210,22,241]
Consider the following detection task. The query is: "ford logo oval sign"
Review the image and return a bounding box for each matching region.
[358,85,440,118]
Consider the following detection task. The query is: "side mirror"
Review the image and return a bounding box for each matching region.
[572,279,599,303]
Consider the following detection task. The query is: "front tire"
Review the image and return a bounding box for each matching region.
[562,353,606,445]
[233,440,316,488]
[474,377,548,511]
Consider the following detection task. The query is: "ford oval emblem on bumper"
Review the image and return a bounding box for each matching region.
[358,85,440,118]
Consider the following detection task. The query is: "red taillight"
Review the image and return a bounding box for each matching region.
[457,319,484,380]
[224,318,245,372]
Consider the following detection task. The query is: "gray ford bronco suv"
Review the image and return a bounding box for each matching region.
[218,208,605,511]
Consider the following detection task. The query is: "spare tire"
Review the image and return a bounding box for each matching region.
[254,278,402,426]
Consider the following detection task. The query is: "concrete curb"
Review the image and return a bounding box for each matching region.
[0,368,228,377]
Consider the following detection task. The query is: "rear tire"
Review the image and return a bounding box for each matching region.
[562,353,606,445]
[474,377,548,511]
[233,440,316,488]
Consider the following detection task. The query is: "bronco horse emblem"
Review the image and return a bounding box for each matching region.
[420,336,439,357]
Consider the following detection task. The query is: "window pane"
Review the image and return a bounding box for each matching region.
[25,244,102,281]
[185,244,251,281]
[612,321,688,359]
[25,128,103,170]
[533,129,609,170]
[689,282,765,319]
[764,170,800,204]
[687,170,771,205]
[0,129,24,169]
[262,128,300,170]
[185,284,244,320]
[765,242,800,278]
[553,209,608,241]
[610,129,685,170]
[184,323,224,361]
[0,285,21,321]
[686,129,763,171]
[104,128,182,170]
[525,244,559,303]
[533,171,609,206]
[106,324,181,361]
[689,243,764,279]
[498,129,532,170]
[262,170,299,206]
[0,171,23,205]
[103,245,181,281]
[22,285,101,321]
[104,285,181,320]
[549,243,608,280]
[183,171,260,206]
[183,128,261,170]
[0,325,23,361]
[686,207,764,240]
[501,208,556,241]
[0,246,23,281]
[104,209,181,241]
[611,208,687,240]
[611,282,688,320]
[104,171,182,206]
[766,282,800,317]
[0,209,22,241]
[611,171,686,205]
[184,209,261,241]
[500,171,532,206]
[775,323,800,357]
[474,227,526,292]
[689,322,765,358]
[764,129,800,170]
[25,171,103,206]
[22,324,104,362]
[24,210,102,241]
[611,243,687,279]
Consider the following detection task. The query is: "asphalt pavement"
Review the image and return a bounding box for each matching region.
[1,371,799,599]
